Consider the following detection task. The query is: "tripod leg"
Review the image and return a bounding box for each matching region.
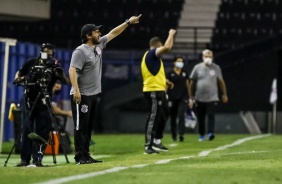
[4,143,16,167]
[38,145,44,162]
[4,94,41,167]
[49,131,57,164]
[42,92,58,165]
[4,122,24,167]
[56,131,69,163]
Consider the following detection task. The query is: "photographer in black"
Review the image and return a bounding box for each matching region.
[14,43,70,167]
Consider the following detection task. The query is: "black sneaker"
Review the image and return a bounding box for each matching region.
[208,133,215,141]
[144,147,159,154]
[16,160,29,167]
[87,156,103,163]
[33,160,44,167]
[75,158,89,165]
[179,136,184,142]
[152,143,169,152]
[172,134,177,142]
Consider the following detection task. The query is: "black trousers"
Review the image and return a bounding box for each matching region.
[20,97,52,163]
[169,98,186,140]
[144,91,169,148]
[71,95,99,161]
[195,101,218,136]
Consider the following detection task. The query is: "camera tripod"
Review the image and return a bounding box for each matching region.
[4,82,70,167]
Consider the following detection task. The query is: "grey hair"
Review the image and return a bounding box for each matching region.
[202,49,213,56]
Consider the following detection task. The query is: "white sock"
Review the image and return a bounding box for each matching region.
[154,139,161,144]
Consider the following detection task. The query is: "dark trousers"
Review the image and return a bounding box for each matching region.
[195,101,217,136]
[169,98,186,140]
[71,95,99,161]
[144,91,169,148]
[20,98,52,163]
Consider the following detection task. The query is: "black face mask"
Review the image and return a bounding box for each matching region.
[53,90,61,95]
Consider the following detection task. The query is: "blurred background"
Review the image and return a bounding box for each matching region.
[1,0,282,142]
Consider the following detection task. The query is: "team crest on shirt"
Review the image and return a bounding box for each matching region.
[81,104,88,113]
[209,70,215,76]
[182,72,186,77]
[95,47,101,55]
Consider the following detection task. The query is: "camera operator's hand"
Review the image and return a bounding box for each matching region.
[73,90,81,104]
[54,67,64,77]
[54,67,70,84]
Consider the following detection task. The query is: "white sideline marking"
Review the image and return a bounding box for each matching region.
[131,164,149,168]
[36,134,271,184]
[198,134,270,157]
[180,156,194,159]
[169,143,178,147]
[213,150,268,156]
[156,159,175,164]
[37,167,127,184]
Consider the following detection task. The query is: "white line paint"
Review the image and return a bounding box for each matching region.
[156,159,176,164]
[180,156,194,159]
[169,143,178,147]
[36,167,127,184]
[213,150,268,156]
[131,164,149,168]
[36,134,271,184]
[198,134,270,157]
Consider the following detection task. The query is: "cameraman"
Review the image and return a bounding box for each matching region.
[14,43,70,167]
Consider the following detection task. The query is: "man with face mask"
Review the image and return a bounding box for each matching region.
[14,43,70,167]
[189,49,228,141]
[166,56,190,142]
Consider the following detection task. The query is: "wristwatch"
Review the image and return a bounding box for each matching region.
[125,19,130,25]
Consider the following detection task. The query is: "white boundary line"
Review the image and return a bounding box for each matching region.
[36,134,271,184]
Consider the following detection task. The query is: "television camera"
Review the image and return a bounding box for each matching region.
[28,52,64,89]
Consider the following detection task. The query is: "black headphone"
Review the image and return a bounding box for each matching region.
[41,43,55,56]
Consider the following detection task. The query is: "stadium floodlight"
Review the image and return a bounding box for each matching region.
[0,38,17,153]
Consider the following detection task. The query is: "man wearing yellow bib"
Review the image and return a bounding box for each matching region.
[141,29,176,154]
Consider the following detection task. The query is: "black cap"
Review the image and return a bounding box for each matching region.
[81,24,102,38]
[41,43,54,51]
[40,43,55,56]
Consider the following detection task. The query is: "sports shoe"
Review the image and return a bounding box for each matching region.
[87,156,103,163]
[75,158,89,165]
[172,134,177,142]
[179,136,184,142]
[16,160,29,167]
[152,143,169,152]
[33,160,44,167]
[208,133,215,141]
[198,135,205,141]
[144,147,159,154]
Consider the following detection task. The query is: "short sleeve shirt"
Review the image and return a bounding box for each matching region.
[70,36,107,96]
[189,62,223,102]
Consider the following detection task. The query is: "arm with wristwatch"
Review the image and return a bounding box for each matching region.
[105,14,142,43]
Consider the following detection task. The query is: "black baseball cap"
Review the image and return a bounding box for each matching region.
[41,43,54,51]
[81,24,103,38]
